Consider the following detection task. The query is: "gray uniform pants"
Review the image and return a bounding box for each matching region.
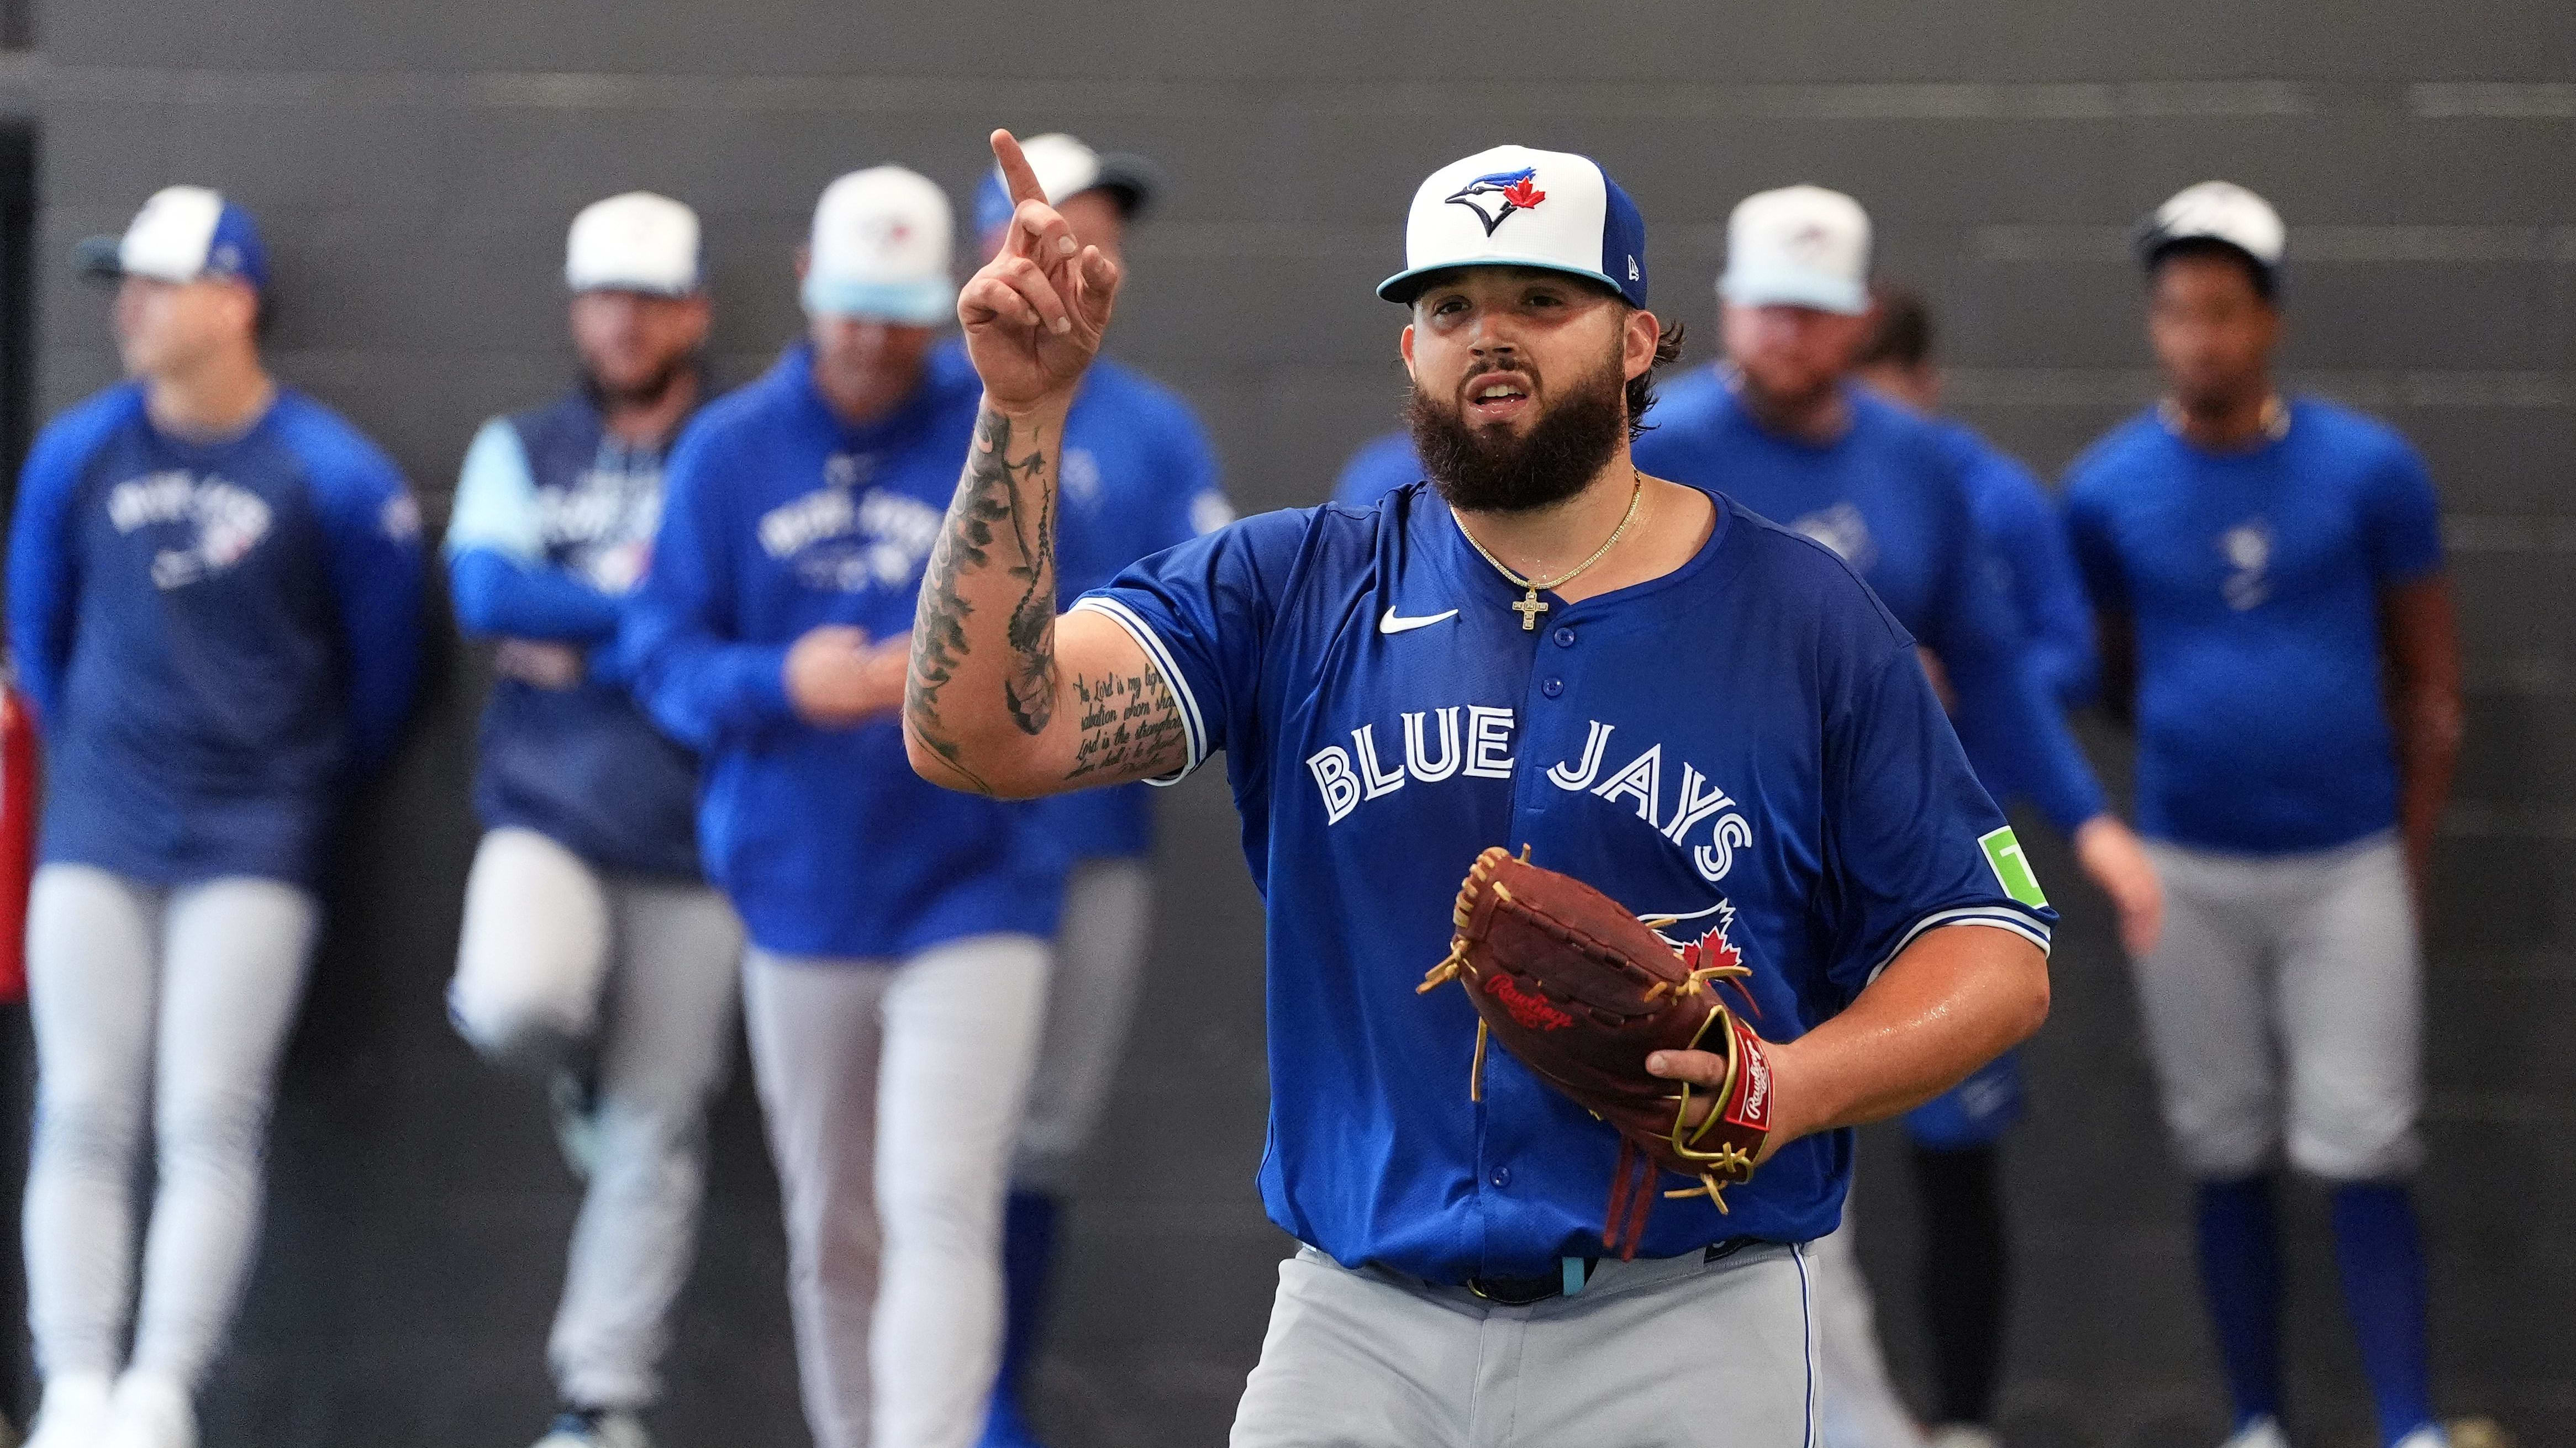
[2132,833,2422,1181]
[1231,1241,1819,1448]
[744,934,1048,1448]
[1014,858,1152,1190]
[22,864,319,1386]
[448,827,745,1409]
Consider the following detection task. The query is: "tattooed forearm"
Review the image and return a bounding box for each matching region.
[908,406,1061,792]
[1064,665,1189,782]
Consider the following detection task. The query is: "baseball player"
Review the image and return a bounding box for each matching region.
[6,188,424,1448]
[1631,186,2159,956]
[1345,186,2145,1448]
[959,134,1233,1448]
[623,165,1060,1448]
[1857,283,2099,710]
[905,130,2054,1447]
[442,192,745,1448]
[2064,183,2463,1448]
[1791,283,2118,1448]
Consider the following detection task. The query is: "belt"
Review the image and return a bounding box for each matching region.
[1463,1237,1758,1306]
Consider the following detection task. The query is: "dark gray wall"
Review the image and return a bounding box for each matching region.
[7,4,2572,1446]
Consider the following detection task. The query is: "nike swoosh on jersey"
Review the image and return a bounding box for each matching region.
[1379,606,1461,634]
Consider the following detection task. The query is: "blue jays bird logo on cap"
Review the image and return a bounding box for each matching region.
[1444,167,1547,236]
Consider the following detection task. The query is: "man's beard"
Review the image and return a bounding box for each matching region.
[583,350,697,411]
[1406,351,1628,515]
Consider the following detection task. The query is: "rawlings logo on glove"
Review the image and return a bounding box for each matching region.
[1419,845,1776,1259]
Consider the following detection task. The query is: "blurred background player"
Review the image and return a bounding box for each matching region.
[441,192,745,1448]
[1857,283,2099,710]
[1632,187,2159,1448]
[4,187,424,1448]
[625,166,1059,1448]
[961,133,1232,1448]
[2064,182,2463,1448]
[1794,281,2111,1448]
[1633,184,2158,948]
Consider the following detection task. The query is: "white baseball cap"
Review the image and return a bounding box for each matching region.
[974,133,1162,237]
[2137,181,2285,279]
[802,166,955,325]
[1719,185,1871,315]
[1377,145,1650,309]
[76,184,268,291]
[566,192,701,297]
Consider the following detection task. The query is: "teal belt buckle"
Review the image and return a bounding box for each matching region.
[1561,1256,1588,1297]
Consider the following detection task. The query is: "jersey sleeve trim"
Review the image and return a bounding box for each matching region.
[1068,594,1205,786]
[1864,905,2053,984]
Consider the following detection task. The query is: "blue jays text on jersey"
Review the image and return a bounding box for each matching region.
[624,342,1061,959]
[1075,481,2053,1283]
[976,347,1234,865]
[1634,372,2107,834]
[2064,398,2443,855]
[1339,418,2068,1155]
[446,388,707,878]
[5,384,424,888]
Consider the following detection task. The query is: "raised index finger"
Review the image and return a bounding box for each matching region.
[991,130,1044,208]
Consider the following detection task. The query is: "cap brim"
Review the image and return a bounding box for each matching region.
[1088,152,1162,221]
[1377,257,1626,305]
[73,235,124,281]
[1718,266,1869,316]
[567,276,702,299]
[2136,228,2279,276]
[800,274,955,326]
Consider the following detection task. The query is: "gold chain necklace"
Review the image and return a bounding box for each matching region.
[1453,476,1646,631]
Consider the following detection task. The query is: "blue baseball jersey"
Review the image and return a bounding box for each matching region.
[625,342,1060,958]
[1937,419,2098,709]
[6,383,425,887]
[446,390,705,879]
[1331,429,1423,508]
[2063,399,2442,855]
[1635,372,2106,834]
[1076,482,2053,1282]
[1018,352,1234,863]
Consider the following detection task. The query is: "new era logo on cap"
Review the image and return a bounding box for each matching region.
[1378,144,1649,309]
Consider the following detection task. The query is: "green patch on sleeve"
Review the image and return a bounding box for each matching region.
[1979,826,2049,909]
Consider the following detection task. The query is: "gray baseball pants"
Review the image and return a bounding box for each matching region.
[743,933,1049,1448]
[448,826,745,1410]
[1230,1240,1819,1448]
[22,864,318,1386]
[2131,832,2422,1181]
[1014,857,1152,1189]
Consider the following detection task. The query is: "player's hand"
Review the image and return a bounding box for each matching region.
[493,638,584,690]
[856,631,914,717]
[960,129,1120,413]
[1647,1034,1804,1165]
[786,625,899,728]
[2074,813,2164,956]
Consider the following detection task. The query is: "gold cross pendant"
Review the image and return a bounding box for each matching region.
[1512,591,1548,630]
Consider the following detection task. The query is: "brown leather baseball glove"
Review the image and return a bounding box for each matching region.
[1418,845,1776,1259]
